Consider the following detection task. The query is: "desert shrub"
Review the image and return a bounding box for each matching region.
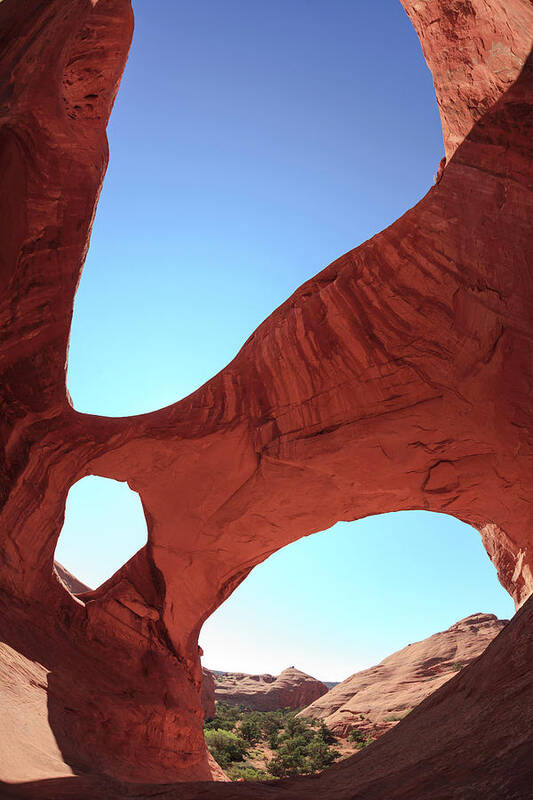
[267,718,340,777]
[348,728,373,748]
[204,701,248,732]
[239,718,261,744]
[260,711,284,737]
[282,715,314,740]
[307,738,340,771]
[268,730,279,749]
[316,721,337,744]
[268,741,308,777]
[225,764,271,781]
[204,704,342,779]
[204,729,248,767]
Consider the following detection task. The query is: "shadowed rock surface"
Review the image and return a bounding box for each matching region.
[0,0,532,793]
[213,667,328,711]
[298,613,507,736]
[202,669,216,721]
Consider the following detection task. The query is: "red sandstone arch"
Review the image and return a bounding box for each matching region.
[0,0,532,795]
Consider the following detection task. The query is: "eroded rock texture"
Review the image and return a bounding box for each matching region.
[213,667,328,711]
[0,0,532,793]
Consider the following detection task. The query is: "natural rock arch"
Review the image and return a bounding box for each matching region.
[0,0,532,796]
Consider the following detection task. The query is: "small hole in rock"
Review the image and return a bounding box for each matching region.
[55,475,148,591]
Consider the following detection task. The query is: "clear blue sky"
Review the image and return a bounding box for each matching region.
[58,0,514,681]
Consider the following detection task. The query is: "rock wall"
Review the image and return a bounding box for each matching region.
[0,0,532,789]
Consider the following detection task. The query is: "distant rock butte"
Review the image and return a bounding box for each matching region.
[213,667,328,711]
[299,613,507,736]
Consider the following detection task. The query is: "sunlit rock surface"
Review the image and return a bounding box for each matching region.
[0,0,532,794]
[298,613,507,736]
[214,667,328,711]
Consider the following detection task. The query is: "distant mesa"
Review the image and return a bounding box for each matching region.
[209,666,328,711]
[298,613,507,738]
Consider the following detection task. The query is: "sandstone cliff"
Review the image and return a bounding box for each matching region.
[202,668,216,721]
[299,613,507,736]
[213,667,328,711]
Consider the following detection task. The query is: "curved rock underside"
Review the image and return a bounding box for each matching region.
[0,0,532,795]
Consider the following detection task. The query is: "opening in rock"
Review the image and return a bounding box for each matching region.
[200,511,514,781]
[66,0,444,417]
[55,476,148,591]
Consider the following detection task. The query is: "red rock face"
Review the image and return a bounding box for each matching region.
[214,667,328,711]
[0,0,532,791]
[400,0,533,161]
[298,613,507,736]
[201,668,216,721]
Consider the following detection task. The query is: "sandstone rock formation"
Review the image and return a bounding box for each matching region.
[213,667,328,711]
[202,668,216,721]
[54,562,91,596]
[299,613,507,736]
[0,0,532,794]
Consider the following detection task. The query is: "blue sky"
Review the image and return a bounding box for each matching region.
[58,0,514,680]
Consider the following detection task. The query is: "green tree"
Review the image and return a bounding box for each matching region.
[225,764,272,781]
[261,711,283,738]
[316,721,337,744]
[268,741,307,777]
[239,717,261,744]
[268,730,279,750]
[204,729,248,768]
[307,738,340,772]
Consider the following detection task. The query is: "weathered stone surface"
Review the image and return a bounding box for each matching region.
[298,613,507,736]
[202,668,216,720]
[402,0,533,161]
[214,667,328,711]
[0,0,532,791]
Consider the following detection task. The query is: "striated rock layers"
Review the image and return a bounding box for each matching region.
[0,0,532,793]
[213,667,328,711]
[299,613,507,736]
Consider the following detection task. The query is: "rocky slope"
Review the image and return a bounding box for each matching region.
[299,613,507,736]
[213,667,328,711]
[0,0,532,790]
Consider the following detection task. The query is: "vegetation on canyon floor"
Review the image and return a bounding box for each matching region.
[204,702,373,781]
